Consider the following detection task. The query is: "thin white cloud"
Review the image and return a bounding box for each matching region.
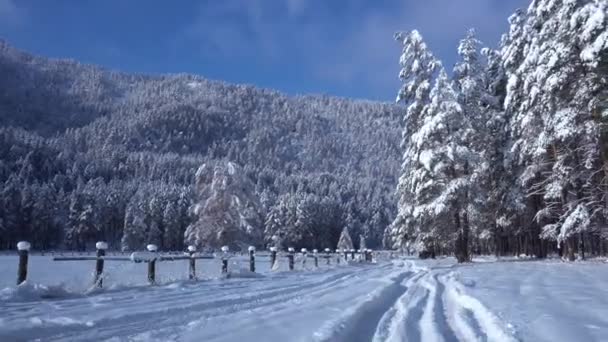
[182,0,529,99]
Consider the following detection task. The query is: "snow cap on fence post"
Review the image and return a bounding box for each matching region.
[269,246,277,252]
[17,241,31,251]
[221,245,229,253]
[248,246,256,252]
[301,248,307,253]
[187,245,197,252]
[324,248,330,253]
[95,241,108,250]
[288,247,295,253]
[147,244,158,252]
[312,249,318,254]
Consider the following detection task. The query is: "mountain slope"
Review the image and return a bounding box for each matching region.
[0,40,401,250]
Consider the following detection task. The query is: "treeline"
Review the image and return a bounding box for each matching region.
[385,0,608,261]
[0,41,400,251]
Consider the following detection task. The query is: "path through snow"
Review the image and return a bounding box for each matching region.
[0,257,524,341]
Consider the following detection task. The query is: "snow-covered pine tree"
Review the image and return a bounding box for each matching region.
[147,196,164,249]
[389,30,441,252]
[452,29,491,254]
[66,188,97,251]
[359,234,367,251]
[504,0,608,260]
[163,201,182,250]
[411,68,479,262]
[184,161,263,250]
[264,197,288,248]
[121,196,147,251]
[336,226,354,251]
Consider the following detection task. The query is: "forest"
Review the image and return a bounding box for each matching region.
[0,0,607,261]
[0,39,401,251]
[385,0,608,262]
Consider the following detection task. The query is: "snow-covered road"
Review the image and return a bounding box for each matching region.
[1,256,607,341]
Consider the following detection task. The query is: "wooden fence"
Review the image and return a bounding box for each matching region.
[13,241,375,287]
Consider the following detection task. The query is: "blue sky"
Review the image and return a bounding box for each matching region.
[0,0,530,101]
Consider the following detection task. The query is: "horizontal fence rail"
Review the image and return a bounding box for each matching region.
[13,241,376,289]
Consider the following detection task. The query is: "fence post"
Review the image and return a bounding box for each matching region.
[325,248,331,265]
[270,247,277,269]
[350,249,355,260]
[313,249,318,267]
[221,246,229,274]
[301,248,308,267]
[147,244,158,285]
[288,247,295,270]
[249,246,256,273]
[336,249,341,264]
[16,241,30,285]
[94,241,108,288]
[188,245,196,280]
[344,250,348,262]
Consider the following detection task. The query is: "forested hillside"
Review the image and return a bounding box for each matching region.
[0,40,402,251]
[386,0,608,261]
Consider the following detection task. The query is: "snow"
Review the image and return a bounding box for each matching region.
[130,251,158,263]
[186,81,202,89]
[146,244,158,252]
[95,242,109,250]
[17,241,31,251]
[459,257,608,341]
[1,254,608,341]
[558,204,590,242]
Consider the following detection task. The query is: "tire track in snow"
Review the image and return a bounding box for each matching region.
[8,264,387,341]
[321,271,412,342]
[372,260,518,342]
[440,271,518,342]
[372,268,429,342]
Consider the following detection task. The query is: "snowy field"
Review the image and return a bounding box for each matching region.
[1,253,608,341]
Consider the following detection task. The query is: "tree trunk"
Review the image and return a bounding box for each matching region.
[567,237,575,261]
[578,233,585,260]
[454,212,470,263]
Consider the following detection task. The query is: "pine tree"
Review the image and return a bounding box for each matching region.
[389,30,441,252]
[337,226,354,250]
[163,202,182,250]
[505,0,608,259]
[121,196,147,251]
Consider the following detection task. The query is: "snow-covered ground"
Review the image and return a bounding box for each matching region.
[1,253,607,341]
